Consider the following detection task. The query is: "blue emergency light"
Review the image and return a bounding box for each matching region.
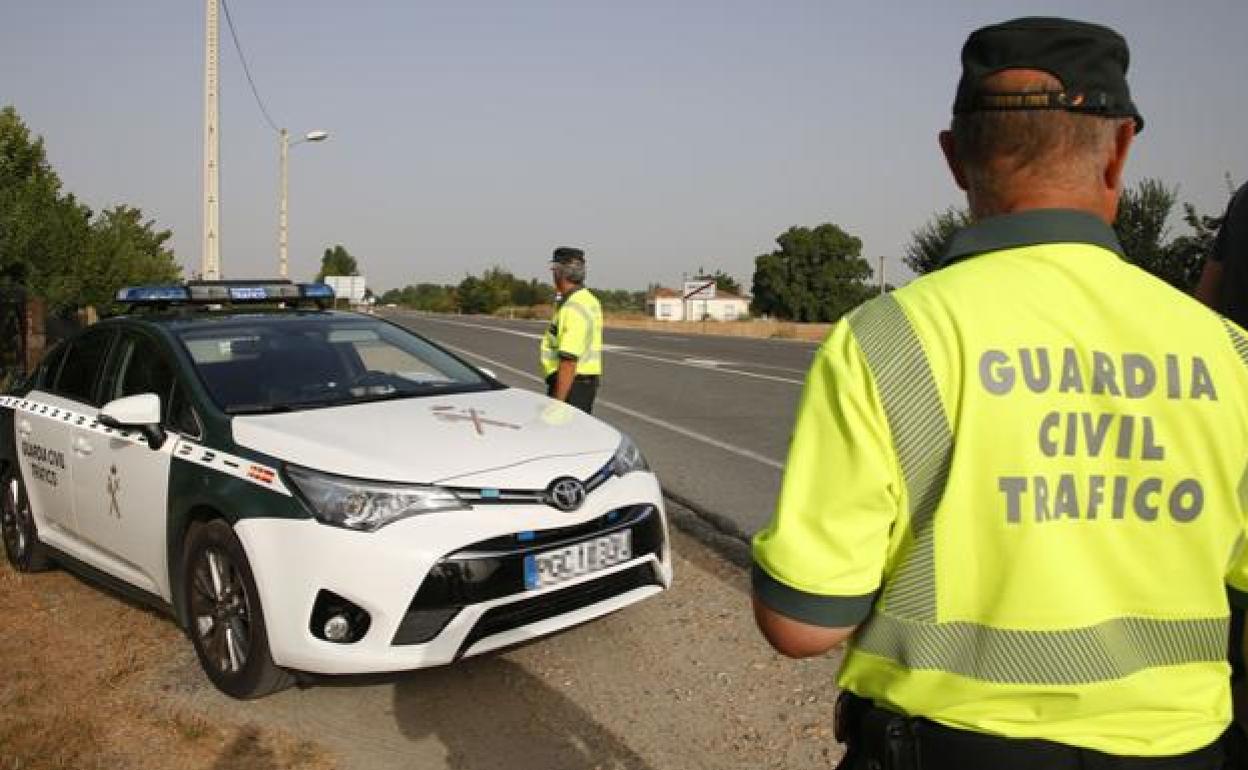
[115,280,336,308]
[116,286,191,303]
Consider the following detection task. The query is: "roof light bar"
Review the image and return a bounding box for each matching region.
[115,280,336,307]
[116,286,191,303]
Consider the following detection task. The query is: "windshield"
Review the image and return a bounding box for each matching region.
[175,316,496,414]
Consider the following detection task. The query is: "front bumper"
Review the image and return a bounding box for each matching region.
[235,471,671,674]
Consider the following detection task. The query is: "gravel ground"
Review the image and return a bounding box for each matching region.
[5,500,849,770]
[164,502,848,770]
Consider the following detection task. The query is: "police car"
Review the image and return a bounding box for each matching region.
[0,281,671,698]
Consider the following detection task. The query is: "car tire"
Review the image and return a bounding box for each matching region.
[182,519,293,699]
[1,467,53,572]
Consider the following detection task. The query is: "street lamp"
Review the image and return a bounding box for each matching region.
[279,128,329,279]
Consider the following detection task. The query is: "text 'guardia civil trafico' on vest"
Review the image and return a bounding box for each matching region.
[978,348,1215,525]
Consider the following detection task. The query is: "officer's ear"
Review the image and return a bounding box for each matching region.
[1103,118,1135,196]
[939,130,969,192]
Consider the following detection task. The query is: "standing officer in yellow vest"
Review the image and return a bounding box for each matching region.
[540,247,603,413]
[752,17,1247,769]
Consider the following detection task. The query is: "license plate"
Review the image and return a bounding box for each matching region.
[524,530,633,590]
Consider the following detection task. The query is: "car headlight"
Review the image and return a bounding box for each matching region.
[611,434,649,476]
[286,465,467,532]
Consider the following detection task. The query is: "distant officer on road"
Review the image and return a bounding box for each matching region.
[541,247,603,413]
[752,17,1248,769]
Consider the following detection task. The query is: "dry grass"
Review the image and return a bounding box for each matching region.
[491,307,832,342]
[602,314,831,342]
[0,566,338,770]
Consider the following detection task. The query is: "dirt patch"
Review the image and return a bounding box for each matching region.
[0,565,338,770]
[0,513,847,770]
[601,315,831,342]
[490,307,832,342]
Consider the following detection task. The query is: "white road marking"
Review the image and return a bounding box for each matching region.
[613,350,803,385]
[437,343,786,471]
[416,315,805,385]
[414,316,630,350]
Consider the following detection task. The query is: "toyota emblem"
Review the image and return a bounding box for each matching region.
[546,477,587,512]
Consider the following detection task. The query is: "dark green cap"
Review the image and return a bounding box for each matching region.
[953,17,1144,132]
[550,246,585,265]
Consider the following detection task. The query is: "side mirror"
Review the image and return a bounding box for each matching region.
[99,394,167,450]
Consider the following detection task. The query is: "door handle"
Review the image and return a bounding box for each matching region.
[17,419,32,438]
[72,436,94,457]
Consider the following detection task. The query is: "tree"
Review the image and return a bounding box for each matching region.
[1112,178,1215,291]
[510,277,554,307]
[0,106,181,312]
[380,283,457,312]
[903,206,971,275]
[0,106,91,306]
[905,180,1225,290]
[457,268,511,315]
[691,269,742,296]
[316,244,359,280]
[750,223,876,322]
[85,205,181,310]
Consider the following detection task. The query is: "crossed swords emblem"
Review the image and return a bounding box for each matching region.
[106,465,122,518]
[431,406,520,436]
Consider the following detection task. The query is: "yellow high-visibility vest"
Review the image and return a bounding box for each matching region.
[753,209,1248,756]
[540,287,603,378]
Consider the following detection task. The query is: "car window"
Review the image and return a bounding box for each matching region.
[37,343,68,390]
[53,328,115,405]
[177,316,495,414]
[167,380,202,437]
[113,334,176,405]
[107,332,201,437]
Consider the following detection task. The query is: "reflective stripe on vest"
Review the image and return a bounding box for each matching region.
[564,300,601,364]
[845,293,1226,685]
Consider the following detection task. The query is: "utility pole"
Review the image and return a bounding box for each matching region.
[202,0,221,280]
[278,128,289,279]
[878,255,887,294]
[278,130,328,279]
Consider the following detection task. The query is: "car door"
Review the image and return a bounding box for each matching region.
[17,328,115,543]
[71,329,187,599]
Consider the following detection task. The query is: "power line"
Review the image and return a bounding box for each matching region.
[220,0,281,134]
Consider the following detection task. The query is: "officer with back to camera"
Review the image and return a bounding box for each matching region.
[540,247,603,413]
[751,17,1248,770]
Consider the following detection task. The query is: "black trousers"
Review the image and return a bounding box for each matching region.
[835,693,1226,770]
[545,373,599,414]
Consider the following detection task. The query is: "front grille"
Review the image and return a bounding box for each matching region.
[392,607,461,645]
[391,505,664,646]
[407,505,662,609]
[455,562,659,658]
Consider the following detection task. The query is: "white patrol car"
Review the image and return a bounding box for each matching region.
[0,280,671,698]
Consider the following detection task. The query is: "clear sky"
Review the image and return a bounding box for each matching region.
[4,1,1246,293]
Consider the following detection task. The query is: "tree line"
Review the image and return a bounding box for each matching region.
[748,178,1228,323]
[378,266,649,315]
[901,178,1224,290]
[0,106,180,313]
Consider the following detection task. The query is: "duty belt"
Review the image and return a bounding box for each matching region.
[833,692,1226,770]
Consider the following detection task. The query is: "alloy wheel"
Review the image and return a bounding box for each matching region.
[188,546,254,675]
[1,475,29,562]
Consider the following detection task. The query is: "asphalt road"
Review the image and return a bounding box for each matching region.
[381,311,824,539]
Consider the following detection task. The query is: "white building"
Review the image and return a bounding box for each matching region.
[647,287,750,322]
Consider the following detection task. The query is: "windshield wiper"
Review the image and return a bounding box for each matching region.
[226,403,298,415]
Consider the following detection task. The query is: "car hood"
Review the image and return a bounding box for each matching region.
[230,388,620,485]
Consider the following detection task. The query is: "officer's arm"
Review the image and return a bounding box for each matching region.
[553,356,577,401]
[753,598,856,658]
[1193,259,1223,306]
